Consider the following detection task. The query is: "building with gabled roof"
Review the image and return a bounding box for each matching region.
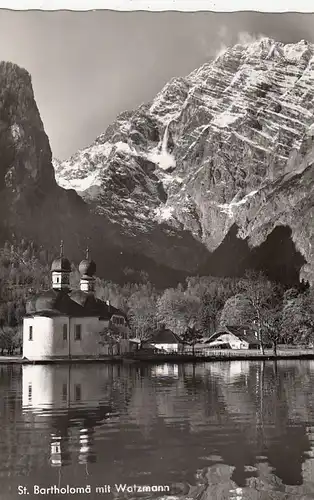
[142,326,184,353]
[23,243,127,361]
[201,325,272,350]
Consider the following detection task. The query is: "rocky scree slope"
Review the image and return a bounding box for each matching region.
[55,38,314,285]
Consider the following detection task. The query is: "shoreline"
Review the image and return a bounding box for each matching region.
[1,349,314,364]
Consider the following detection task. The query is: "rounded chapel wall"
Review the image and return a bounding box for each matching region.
[30,317,55,359]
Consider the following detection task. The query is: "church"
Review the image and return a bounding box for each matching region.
[22,243,128,361]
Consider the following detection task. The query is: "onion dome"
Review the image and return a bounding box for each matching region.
[51,240,71,272]
[51,257,71,273]
[79,248,96,277]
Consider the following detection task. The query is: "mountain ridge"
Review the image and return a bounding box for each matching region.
[54,37,314,284]
[0,37,314,286]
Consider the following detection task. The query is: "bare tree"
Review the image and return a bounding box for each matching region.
[263,307,282,356]
[181,325,203,355]
[239,270,282,355]
[99,324,122,355]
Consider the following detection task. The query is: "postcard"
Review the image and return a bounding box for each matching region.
[1,2,314,499]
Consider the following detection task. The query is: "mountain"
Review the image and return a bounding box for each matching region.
[1,38,314,287]
[0,62,205,287]
[54,37,314,285]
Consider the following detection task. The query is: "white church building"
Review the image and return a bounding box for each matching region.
[23,243,128,361]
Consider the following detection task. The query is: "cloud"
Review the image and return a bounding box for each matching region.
[236,31,267,45]
[214,28,268,58]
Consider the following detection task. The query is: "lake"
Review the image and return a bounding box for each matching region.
[1,360,314,499]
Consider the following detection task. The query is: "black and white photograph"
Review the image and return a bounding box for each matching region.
[2,6,314,499]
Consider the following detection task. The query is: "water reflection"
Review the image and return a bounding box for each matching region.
[1,361,314,498]
[22,364,121,468]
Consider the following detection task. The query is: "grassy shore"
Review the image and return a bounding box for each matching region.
[121,347,314,363]
[1,347,314,364]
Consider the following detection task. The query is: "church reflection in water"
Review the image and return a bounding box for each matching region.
[19,360,314,492]
[22,364,122,468]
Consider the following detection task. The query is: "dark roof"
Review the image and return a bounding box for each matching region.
[70,290,99,308]
[79,259,96,277]
[51,256,71,273]
[32,289,85,317]
[70,290,125,318]
[25,288,125,320]
[147,328,183,344]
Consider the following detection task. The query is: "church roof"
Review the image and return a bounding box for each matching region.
[78,259,96,277]
[69,290,123,318]
[51,257,71,273]
[33,289,84,317]
[25,289,125,319]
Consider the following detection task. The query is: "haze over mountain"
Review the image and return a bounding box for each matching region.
[1,37,314,287]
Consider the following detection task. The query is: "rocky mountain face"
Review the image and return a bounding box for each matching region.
[54,38,314,286]
[0,62,90,272]
[0,62,205,287]
[2,38,314,287]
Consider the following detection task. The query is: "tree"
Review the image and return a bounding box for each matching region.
[0,327,10,355]
[181,325,203,355]
[199,293,223,334]
[12,326,22,355]
[99,324,121,355]
[127,293,158,340]
[185,276,239,335]
[263,306,282,356]
[156,287,201,335]
[281,288,314,345]
[238,270,282,355]
[219,293,255,328]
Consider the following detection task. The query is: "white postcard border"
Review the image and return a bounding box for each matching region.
[0,0,313,12]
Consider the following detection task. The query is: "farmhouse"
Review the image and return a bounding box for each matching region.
[203,326,263,350]
[143,326,184,353]
[22,244,127,361]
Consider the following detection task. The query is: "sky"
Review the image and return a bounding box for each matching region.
[1,10,314,159]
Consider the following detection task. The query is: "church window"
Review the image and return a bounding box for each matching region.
[75,324,82,341]
[56,277,60,283]
[62,383,67,401]
[29,325,33,341]
[28,384,32,402]
[112,315,124,326]
[74,384,81,401]
[63,324,68,341]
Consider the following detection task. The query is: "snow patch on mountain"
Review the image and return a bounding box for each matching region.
[53,143,113,191]
[212,110,239,128]
[10,123,21,141]
[217,190,259,218]
[52,38,314,284]
[114,141,137,156]
[58,170,103,192]
[147,125,176,171]
[154,205,174,222]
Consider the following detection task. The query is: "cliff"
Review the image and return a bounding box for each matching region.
[55,38,314,285]
[2,38,314,287]
[0,62,205,287]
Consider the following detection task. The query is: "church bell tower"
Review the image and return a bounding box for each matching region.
[79,248,96,293]
[51,241,72,292]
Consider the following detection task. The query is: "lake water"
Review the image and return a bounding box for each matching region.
[2,360,314,499]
